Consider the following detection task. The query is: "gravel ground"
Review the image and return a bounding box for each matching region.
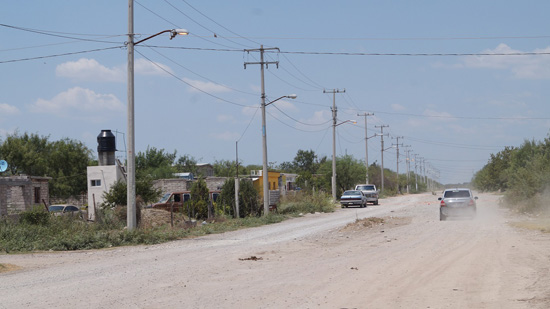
[1,192,549,308]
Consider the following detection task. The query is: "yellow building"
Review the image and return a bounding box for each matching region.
[252,171,283,199]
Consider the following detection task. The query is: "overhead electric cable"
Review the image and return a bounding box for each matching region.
[163,0,252,49]
[0,46,123,64]
[180,0,262,46]
[269,101,331,126]
[135,49,256,108]
[0,23,122,44]
[147,47,257,96]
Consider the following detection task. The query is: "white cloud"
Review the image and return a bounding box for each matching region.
[30,87,124,120]
[461,44,550,79]
[296,109,332,131]
[56,58,124,82]
[183,78,232,93]
[423,109,455,120]
[135,58,173,76]
[217,114,235,122]
[56,58,173,81]
[0,103,20,115]
[391,103,406,111]
[210,131,240,141]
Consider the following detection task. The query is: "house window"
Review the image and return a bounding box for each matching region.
[34,187,40,204]
[91,179,101,187]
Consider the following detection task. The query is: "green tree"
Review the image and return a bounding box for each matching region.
[175,154,197,175]
[0,132,94,198]
[218,178,260,218]
[213,159,238,177]
[190,178,210,219]
[136,147,177,179]
[48,138,95,197]
[102,176,161,208]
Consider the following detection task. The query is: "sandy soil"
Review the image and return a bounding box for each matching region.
[1,192,549,308]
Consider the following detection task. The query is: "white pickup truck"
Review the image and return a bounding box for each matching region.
[355,184,379,205]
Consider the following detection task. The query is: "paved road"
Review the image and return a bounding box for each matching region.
[1,193,549,308]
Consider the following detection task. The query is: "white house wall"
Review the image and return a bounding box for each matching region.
[87,165,124,221]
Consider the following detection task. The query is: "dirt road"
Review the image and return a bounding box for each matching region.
[1,193,549,308]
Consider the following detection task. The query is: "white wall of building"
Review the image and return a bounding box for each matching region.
[87,165,124,221]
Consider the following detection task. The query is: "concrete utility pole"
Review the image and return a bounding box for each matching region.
[127,1,188,229]
[357,112,374,184]
[404,147,412,194]
[414,154,419,191]
[127,0,136,229]
[375,125,389,193]
[324,88,345,201]
[235,141,239,218]
[392,136,403,194]
[244,45,280,216]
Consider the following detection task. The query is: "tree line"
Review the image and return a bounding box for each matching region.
[472,135,550,213]
[0,132,431,213]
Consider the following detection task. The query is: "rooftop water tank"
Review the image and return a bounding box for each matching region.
[97,130,116,166]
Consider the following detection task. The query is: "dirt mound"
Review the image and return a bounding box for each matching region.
[140,208,195,229]
[339,216,411,233]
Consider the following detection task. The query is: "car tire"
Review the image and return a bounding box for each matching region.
[374,200,379,205]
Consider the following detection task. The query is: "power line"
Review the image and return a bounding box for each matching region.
[0,46,123,64]
[135,49,254,108]
[196,34,550,42]
[180,0,262,47]
[0,23,123,44]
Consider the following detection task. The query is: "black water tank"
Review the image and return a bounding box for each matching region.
[97,130,116,166]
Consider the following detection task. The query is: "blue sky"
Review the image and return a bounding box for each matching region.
[1,1,549,184]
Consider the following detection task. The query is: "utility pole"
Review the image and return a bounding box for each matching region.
[235,141,240,218]
[357,112,374,184]
[414,154,419,191]
[324,88,345,201]
[375,125,389,193]
[403,147,412,194]
[244,45,279,216]
[392,136,403,194]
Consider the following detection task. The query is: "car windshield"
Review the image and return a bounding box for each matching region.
[444,190,471,198]
[343,191,361,196]
[357,185,375,191]
[48,205,64,212]
[158,193,171,203]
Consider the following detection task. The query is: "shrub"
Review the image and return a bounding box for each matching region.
[19,207,50,225]
[278,191,334,214]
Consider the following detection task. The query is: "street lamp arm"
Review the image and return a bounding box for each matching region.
[335,119,357,127]
[134,28,189,45]
[265,94,297,106]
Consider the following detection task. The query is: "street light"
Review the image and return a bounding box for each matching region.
[261,94,297,215]
[332,120,356,201]
[127,2,189,230]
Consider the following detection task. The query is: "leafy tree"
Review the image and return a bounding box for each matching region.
[218,178,260,218]
[48,138,95,197]
[213,159,238,177]
[102,176,161,208]
[136,147,177,179]
[175,154,197,174]
[238,179,260,217]
[190,178,210,219]
[294,149,318,174]
[0,132,94,198]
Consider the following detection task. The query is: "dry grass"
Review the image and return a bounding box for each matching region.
[509,218,550,233]
[0,263,21,273]
[340,216,411,233]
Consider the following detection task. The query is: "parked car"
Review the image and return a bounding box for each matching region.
[355,184,379,205]
[340,190,367,208]
[48,204,83,218]
[438,188,478,221]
